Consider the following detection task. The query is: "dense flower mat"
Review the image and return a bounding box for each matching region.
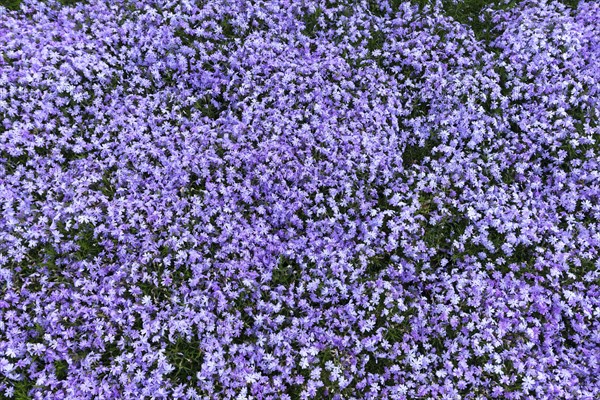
[1,0,599,398]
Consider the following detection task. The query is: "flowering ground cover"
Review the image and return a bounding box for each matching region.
[1,0,599,398]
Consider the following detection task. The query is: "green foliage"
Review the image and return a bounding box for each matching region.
[73,222,103,261]
[560,0,580,9]
[271,257,302,287]
[195,94,226,120]
[89,167,117,199]
[442,0,520,42]
[423,215,468,250]
[165,337,204,386]
[402,137,438,168]
[367,29,386,53]
[364,354,395,375]
[220,19,236,39]
[54,360,69,380]
[12,378,35,400]
[364,252,392,277]
[301,7,323,38]
[501,166,517,185]
[0,0,20,11]
[0,0,84,9]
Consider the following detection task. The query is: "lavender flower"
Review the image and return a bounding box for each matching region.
[0,0,599,398]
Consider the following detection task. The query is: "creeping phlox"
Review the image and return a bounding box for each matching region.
[0,0,599,399]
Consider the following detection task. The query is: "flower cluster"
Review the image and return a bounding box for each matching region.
[1,0,599,399]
